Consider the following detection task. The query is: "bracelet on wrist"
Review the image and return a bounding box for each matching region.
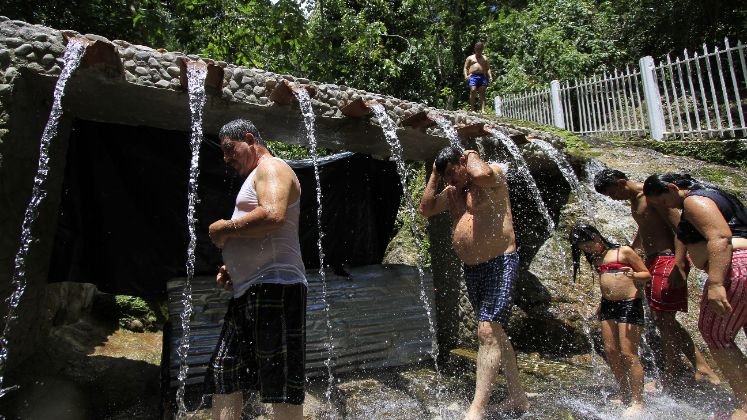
[229,219,238,231]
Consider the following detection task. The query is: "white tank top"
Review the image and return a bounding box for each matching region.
[222,157,307,297]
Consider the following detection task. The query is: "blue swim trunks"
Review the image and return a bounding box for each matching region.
[463,251,519,325]
[468,73,489,87]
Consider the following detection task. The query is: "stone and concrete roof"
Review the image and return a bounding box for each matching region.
[0,16,532,161]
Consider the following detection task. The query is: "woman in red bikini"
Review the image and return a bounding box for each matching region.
[570,224,652,417]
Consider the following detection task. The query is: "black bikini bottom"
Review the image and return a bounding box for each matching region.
[599,297,644,325]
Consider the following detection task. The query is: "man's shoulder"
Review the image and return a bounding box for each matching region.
[256,157,296,180]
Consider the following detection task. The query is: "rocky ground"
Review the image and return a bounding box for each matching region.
[0,315,163,419]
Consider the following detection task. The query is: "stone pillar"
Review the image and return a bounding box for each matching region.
[0,71,75,370]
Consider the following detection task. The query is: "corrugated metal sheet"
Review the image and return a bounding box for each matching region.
[166,264,435,394]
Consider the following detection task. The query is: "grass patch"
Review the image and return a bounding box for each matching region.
[621,139,747,170]
[490,116,591,157]
[692,167,747,186]
[113,295,160,331]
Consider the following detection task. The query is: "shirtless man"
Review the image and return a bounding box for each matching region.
[594,169,720,390]
[464,42,493,113]
[420,146,529,419]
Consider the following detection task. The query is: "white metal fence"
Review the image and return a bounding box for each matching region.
[496,38,747,140]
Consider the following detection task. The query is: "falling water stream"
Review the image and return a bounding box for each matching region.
[292,88,337,416]
[370,104,439,370]
[0,38,87,398]
[433,115,464,153]
[487,129,555,232]
[532,139,594,218]
[175,62,207,418]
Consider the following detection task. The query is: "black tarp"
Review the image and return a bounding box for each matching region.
[48,120,402,297]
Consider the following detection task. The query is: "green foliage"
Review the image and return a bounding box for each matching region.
[405,161,430,261]
[266,139,331,160]
[114,295,158,331]
[486,0,625,96]
[389,161,431,266]
[609,0,747,59]
[1,0,145,44]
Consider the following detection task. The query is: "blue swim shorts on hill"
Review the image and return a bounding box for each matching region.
[468,73,489,87]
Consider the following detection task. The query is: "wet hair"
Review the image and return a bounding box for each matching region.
[593,169,627,194]
[642,173,709,196]
[568,223,619,282]
[219,118,266,146]
[434,146,463,176]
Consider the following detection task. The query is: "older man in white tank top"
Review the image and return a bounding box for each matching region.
[206,118,306,420]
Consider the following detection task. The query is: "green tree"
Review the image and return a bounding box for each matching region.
[610,0,747,60]
[0,0,145,43]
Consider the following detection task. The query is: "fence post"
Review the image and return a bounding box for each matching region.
[550,80,565,128]
[639,56,666,140]
[494,96,503,117]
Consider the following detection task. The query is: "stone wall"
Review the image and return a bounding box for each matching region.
[0,16,534,160]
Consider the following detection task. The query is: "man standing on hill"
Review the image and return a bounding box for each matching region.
[464,41,493,113]
[420,146,530,419]
[207,118,307,420]
[594,168,720,391]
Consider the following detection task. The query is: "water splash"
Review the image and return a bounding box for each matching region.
[0,38,87,398]
[486,129,555,232]
[532,140,595,218]
[531,140,581,194]
[583,160,637,243]
[175,62,207,418]
[432,115,464,153]
[293,88,337,415]
[370,104,440,371]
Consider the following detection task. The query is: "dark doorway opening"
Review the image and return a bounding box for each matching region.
[48,120,403,297]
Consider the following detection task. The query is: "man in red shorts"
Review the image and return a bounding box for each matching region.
[594,169,720,390]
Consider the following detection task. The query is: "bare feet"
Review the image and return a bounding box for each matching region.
[466,398,531,419]
[464,406,485,420]
[623,402,644,418]
[494,397,530,416]
[643,380,660,393]
[695,369,721,386]
[608,389,627,405]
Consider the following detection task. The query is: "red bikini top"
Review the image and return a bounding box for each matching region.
[596,248,632,274]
